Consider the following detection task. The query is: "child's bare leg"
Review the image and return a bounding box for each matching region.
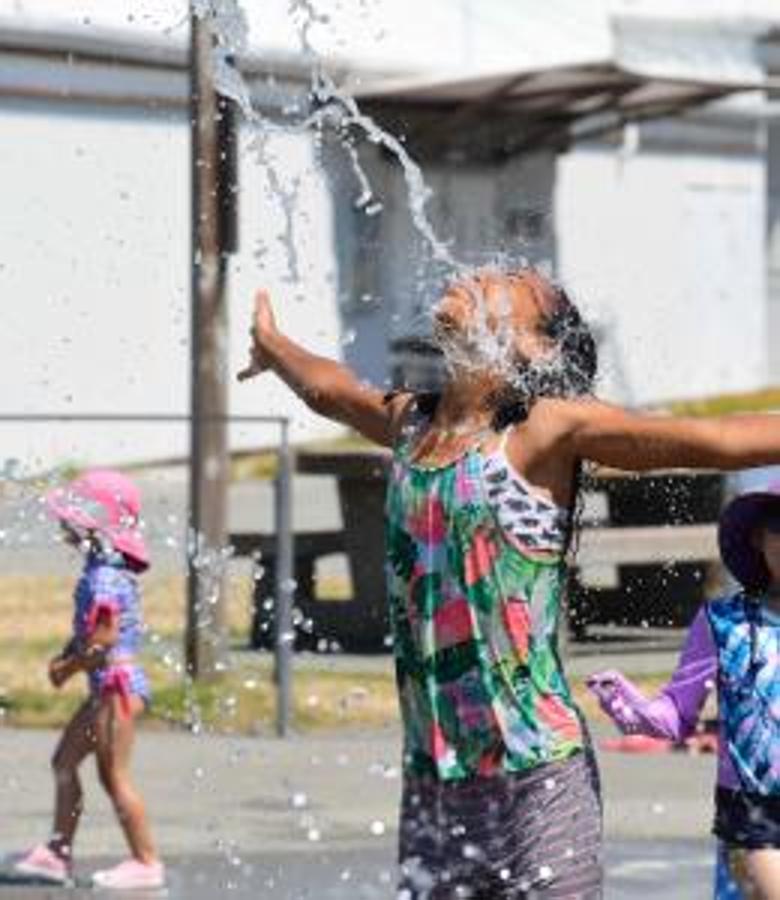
[745,849,780,900]
[50,700,97,859]
[94,695,158,863]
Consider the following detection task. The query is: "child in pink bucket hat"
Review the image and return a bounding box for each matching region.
[10,469,164,891]
[587,482,780,898]
[46,469,150,571]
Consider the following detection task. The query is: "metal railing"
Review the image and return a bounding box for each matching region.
[0,412,296,737]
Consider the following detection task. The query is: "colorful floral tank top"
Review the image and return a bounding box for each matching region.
[385,418,583,781]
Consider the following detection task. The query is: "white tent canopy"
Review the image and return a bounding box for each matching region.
[0,0,775,86]
[357,62,766,159]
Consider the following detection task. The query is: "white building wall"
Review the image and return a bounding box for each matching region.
[765,41,780,382]
[0,99,343,473]
[556,135,767,406]
[768,117,780,381]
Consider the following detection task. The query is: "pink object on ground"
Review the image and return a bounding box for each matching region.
[600,734,673,754]
[46,469,149,570]
[91,858,165,890]
[11,844,71,884]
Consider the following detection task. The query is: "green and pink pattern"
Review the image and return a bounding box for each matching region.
[386,439,583,781]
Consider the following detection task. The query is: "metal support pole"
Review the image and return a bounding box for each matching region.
[186,7,230,680]
[274,421,295,737]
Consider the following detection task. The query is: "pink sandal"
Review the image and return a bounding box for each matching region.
[91,858,165,890]
[11,844,71,884]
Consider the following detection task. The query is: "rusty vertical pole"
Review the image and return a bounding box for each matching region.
[186,6,231,680]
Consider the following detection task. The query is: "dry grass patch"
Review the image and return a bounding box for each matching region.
[0,573,254,645]
[666,386,780,417]
[0,573,397,732]
[1,574,686,734]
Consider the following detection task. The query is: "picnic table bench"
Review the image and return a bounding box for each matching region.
[232,452,725,648]
[230,529,347,649]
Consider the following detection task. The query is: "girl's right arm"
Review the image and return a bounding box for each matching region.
[48,651,82,688]
[48,604,121,687]
[238,290,412,447]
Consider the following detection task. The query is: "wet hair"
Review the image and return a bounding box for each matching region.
[488,276,598,430]
[491,275,599,559]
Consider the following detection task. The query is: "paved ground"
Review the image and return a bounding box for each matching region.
[0,722,718,898]
[0,841,715,899]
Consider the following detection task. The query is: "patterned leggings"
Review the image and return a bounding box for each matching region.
[397,751,603,899]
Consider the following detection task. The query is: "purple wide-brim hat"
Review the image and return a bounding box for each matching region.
[718,482,780,592]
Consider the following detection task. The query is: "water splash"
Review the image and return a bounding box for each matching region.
[428,264,599,405]
[192,0,461,275]
[309,72,459,269]
[192,0,255,118]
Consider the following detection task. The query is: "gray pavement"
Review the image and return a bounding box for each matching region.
[0,842,715,899]
[0,721,719,898]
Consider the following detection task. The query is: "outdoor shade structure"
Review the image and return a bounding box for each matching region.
[356,61,767,161]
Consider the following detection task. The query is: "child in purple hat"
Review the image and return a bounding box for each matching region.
[589,482,780,899]
[9,470,164,891]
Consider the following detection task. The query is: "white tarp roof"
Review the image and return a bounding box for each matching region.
[0,1,612,76]
[1,1,776,81]
[0,1,775,126]
[354,64,764,159]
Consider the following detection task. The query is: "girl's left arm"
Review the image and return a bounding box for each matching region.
[558,398,780,472]
[588,608,716,740]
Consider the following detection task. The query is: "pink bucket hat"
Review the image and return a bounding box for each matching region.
[718,481,780,592]
[46,469,149,571]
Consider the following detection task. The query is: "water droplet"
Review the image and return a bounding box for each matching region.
[290,791,308,809]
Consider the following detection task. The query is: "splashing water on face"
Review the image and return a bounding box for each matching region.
[429,265,598,408]
[431,273,519,384]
